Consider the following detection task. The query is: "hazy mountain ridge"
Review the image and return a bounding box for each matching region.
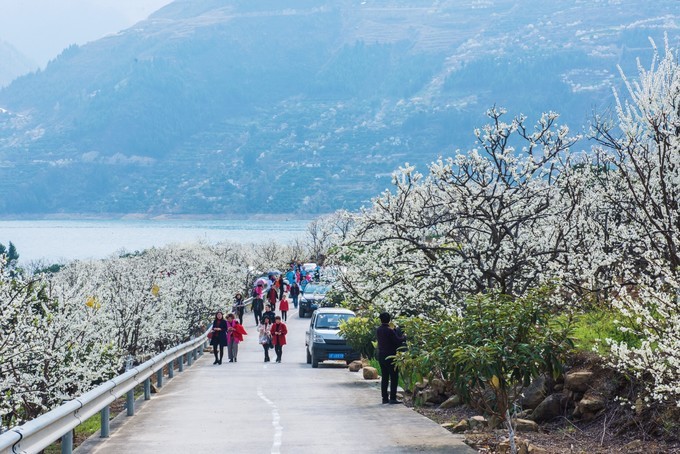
[0,39,37,88]
[0,0,678,216]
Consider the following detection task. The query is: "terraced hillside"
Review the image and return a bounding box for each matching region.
[0,0,678,216]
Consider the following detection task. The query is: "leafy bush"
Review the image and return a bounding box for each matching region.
[394,287,574,418]
[339,315,380,359]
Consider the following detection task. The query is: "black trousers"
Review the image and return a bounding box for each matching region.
[379,356,398,402]
[253,309,262,325]
[274,344,283,361]
[262,344,270,361]
[213,345,224,361]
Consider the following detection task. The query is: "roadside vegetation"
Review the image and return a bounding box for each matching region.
[333,40,680,451]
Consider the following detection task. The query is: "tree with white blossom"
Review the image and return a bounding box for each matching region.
[330,107,580,316]
[587,38,680,407]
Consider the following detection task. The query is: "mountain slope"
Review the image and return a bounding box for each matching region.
[0,40,37,88]
[0,0,678,215]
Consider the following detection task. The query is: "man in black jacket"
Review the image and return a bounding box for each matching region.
[376,312,406,404]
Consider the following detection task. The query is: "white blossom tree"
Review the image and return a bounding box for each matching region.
[330,108,580,315]
[587,38,680,406]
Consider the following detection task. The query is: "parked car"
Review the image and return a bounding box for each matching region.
[298,283,331,317]
[305,307,360,368]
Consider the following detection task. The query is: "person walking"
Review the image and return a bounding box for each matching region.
[279,295,289,322]
[226,313,246,362]
[258,317,273,362]
[233,292,246,325]
[285,266,296,288]
[277,275,285,300]
[262,304,276,326]
[252,284,264,325]
[267,285,278,312]
[270,316,288,363]
[289,282,300,309]
[376,312,406,404]
[210,311,228,365]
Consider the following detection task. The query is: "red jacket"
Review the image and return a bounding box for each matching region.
[227,320,247,343]
[270,322,287,346]
[267,287,278,304]
[279,298,289,311]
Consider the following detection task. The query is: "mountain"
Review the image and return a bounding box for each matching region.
[0,40,37,88]
[0,0,678,216]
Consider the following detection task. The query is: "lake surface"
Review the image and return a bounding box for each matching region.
[0,219,310,264]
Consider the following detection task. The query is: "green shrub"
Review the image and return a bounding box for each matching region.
[339,315,380,359]
[394,287,574,418]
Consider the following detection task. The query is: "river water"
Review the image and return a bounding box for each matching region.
[0,219,310,264]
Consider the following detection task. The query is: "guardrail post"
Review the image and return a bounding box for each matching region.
[179,354,184,372]
[126,389,135,416]
[100,406,110,438]
[168,358,174,378]
[156,368,163,388]
[144,378,151,400]
[187,351,193,366]
[61,429,73,454]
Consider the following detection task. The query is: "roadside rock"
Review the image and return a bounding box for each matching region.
[513,418,539,432]
[521,376,548,410]
[430,378,447,395]
[564,371,593,392]
[577,394,606,414]
[439,395,461,409]
[573,393,606,420]
[530,393,568,423]
[362,366,379,380]
[527,444,549,454]
[423,388,446,404]
[469,415,488,430]
[415,378,429,390]
[452,419,469,433]
[348,361,363,372]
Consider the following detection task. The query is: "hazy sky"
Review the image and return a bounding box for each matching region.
[0,0,173,67]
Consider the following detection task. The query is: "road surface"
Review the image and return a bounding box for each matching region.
[77,310,475,454]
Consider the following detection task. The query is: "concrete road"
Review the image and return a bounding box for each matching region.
[77,310,475,454]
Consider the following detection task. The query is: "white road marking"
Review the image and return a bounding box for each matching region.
[257,386,283,454]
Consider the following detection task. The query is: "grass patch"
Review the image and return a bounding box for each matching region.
[568,308,642,354]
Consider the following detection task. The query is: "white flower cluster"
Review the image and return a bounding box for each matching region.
[589,38,680,407]
[329,107,581,316]
[1,241,296,428]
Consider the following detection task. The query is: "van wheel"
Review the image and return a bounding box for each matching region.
[299,307,305,318]
[311,351,319,368]
[306,348,312,364]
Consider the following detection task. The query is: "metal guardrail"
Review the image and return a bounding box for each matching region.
[0,330,210,454]
[0,295,259,454]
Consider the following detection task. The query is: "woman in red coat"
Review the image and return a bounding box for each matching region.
[270,316,288,363]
